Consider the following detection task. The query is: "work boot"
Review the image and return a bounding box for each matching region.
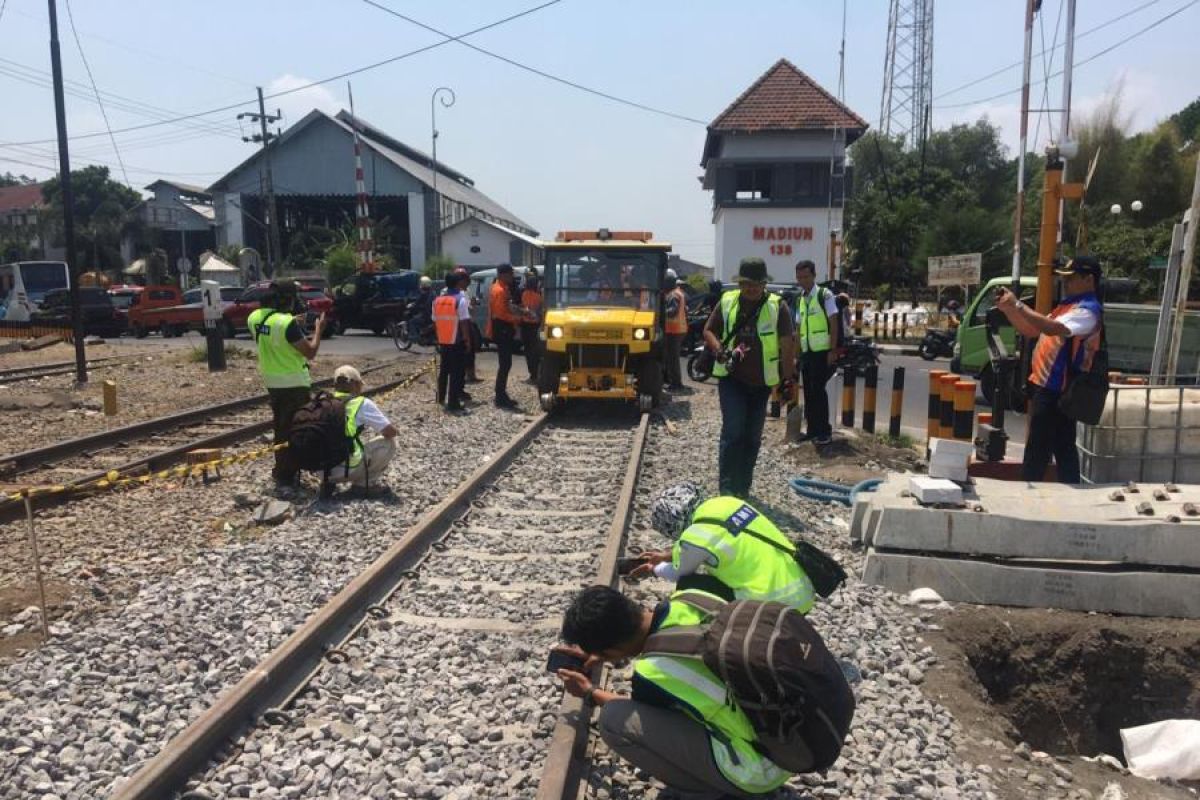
[466,371,483,384]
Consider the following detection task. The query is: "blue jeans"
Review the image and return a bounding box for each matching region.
[717,378,772,498]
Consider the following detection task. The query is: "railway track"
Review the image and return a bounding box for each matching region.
[0,355,134,385]
[108,408,650,800]
[0,358,426,517]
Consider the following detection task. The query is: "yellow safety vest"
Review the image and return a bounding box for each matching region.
[796,288,832,353]
[633,590,792,794]
[674,496,815,613]
[247,308,310,389]
[711,290,781,386]
[333,390,366,468]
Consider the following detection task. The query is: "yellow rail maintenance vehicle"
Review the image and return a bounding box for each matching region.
[538,229,670,413]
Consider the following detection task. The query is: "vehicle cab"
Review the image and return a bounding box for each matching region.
[539,230,670,412]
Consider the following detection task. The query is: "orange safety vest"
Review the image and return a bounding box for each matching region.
[521,288,542,321]
[433,293,461,345]
[665,287,688,334]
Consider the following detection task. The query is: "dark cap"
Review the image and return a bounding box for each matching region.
[497,263,514,275]
[1055,255,1102,279]
[736,257,768,284]
[271,279,299,296]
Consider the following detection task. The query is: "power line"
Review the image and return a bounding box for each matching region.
[360,0,707,126]
[934,0,1165,101]
[0,0,565,148]
[63,0,129,186]
[935,0,1198,111]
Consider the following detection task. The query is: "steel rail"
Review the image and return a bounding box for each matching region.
[108,413,551,800]
[0,355,132,385]
[536,413,650,800]
[0,359,406,478]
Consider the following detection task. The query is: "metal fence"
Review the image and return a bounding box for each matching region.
[1078,379,1200,484]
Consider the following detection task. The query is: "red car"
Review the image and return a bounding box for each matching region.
[221,280,336,339]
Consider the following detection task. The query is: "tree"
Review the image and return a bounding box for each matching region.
[40,166,141,272]
[1170,97,1200,143]
[0,172,36,188]
[1130,124,1189,223]
[423,254,455,279]
[324,242,357,285]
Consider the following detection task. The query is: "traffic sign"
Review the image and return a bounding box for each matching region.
[927,253,982,286]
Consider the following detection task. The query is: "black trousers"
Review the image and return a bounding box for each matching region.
[437,342,467,408]
[664,333,684,387]
[1023,386,1081,483]
[799,351,834,438]
[717,378,772,498]
[268,386,311,484]
[493,320,516,401]
[521,323,541,378]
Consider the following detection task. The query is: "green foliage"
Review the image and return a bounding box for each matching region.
[685,273,709,293]
[217,244,243,267]
[423,254,455,279]
[0,172,36,188]
[873,282,892,306]
[324,242,357,286]
[40,166,141,272]
[1170,98,1200,143]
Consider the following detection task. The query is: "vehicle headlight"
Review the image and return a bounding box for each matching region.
[550,326,564,339]
[633,328,647,341]
[952,341,961,357]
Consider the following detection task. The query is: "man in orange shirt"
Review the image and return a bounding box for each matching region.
[662,269,688,391]
[488,263,524,409]
[520,271,544,383]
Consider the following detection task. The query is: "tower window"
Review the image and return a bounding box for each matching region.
[735,167,772,201]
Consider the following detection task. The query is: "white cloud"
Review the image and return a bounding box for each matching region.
[264,74,342,127]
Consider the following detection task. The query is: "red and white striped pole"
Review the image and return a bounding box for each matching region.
[347,83,376,274]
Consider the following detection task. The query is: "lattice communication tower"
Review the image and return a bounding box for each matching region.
[879,0,934,150]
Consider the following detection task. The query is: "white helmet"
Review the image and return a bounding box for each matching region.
[650,482,705,539]
[665,268,678,283]
[419,276,433,288]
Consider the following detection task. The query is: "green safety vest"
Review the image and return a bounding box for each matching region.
[633,590,792,794]
[711,290,782,386]
[333,390,367,468]
[795,287,832,353]
[673,496,815,613]
[247,308,310,389]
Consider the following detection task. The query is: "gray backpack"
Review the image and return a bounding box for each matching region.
[643,592,854,773]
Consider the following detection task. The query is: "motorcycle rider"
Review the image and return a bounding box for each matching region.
[408,275,436,342]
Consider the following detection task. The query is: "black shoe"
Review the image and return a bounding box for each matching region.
[459,391,473,402]
[793,432,813,443]
[445,403,469,414]
[814,433,833,445]
[466,374,483,384]
[495,396,519,409]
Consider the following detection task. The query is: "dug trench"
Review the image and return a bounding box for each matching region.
[920,604,1200,799]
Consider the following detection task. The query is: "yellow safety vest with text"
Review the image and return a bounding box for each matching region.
[711,290,781,386]
[333,390,366,468]
[634,590,792,795]
[673,496,815,613]
[795,288,832,353]
[247,308,310,389]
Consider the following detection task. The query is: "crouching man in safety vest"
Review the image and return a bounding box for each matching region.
[554,586,793,799]
[327,365,397,488]
[632,483,845,611]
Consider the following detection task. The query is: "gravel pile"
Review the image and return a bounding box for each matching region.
[178,419,638,799]
[0,369,544,799]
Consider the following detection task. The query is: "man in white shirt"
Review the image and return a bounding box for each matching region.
[329,365,398,488]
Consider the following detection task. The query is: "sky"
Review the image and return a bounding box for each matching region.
[0,0,1196,266]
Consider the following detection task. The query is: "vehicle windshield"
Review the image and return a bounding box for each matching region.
[20,262,69,303]
[545,249,665,310]
[110,293,138,309]
[220,287,242,302]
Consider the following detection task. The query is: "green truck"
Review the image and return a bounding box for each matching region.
[950,276,1200,402]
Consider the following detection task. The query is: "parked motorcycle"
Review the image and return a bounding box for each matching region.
[686,344,713,382]
[918,328,956,361]
[836,336,881,372]
[681,313,709,353]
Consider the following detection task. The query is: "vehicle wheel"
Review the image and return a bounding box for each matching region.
[537,353,564,396]
[327,317,344,336]
[539,392,557,413]
[636,358,663,407]
[918,340,938,361]
[687,353,711,382]
[371,325,385,336]
[392,321,413,352]
[132,324,147,339]
[220,319,236,340]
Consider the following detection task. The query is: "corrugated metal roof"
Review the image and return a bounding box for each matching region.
[442,214,543,248]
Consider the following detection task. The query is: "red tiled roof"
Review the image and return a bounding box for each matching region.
[709,59,868,133]
[0,182,46,214]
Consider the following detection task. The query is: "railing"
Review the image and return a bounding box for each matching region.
[1078,377,1200,484]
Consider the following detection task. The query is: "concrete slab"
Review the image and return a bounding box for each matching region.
[862,550,1200,618]
[21,334,62,351]
[873,506,1200,568]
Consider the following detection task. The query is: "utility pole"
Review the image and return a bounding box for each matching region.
[238,89,282,276]
[46,0,87,385]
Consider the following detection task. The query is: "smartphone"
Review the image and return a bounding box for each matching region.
[617,556,650,576]
[546,650,586,674]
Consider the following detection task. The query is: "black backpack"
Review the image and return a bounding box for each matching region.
[644,592,855,773]
[288,391,354,473]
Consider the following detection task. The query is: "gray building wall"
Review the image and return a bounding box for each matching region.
[713,131,846,161]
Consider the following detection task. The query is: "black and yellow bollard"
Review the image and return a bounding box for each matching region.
[862,366,878,433]
[873,315,881,340]
[927,369,946,442]
[900,314,909,341]
[889,366,905,438]
[939,373,959,441]
[953,380,976,441]
[854,302,864,336]
[841,366,857,428]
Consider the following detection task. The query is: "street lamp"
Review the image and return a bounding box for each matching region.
[430,86,455,256]
[1111,200,1144,216]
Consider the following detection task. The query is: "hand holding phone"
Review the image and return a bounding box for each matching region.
[546,649,586,674]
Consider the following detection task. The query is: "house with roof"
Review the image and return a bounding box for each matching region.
[0,182,52,259]
[206,109,535,274]
[123,179,217,274]
[441,214,543,271]
[701,59,868,282]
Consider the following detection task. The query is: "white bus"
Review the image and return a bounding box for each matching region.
[0,261,70,322]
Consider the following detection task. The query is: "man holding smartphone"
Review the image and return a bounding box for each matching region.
[994,256,1103,483]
